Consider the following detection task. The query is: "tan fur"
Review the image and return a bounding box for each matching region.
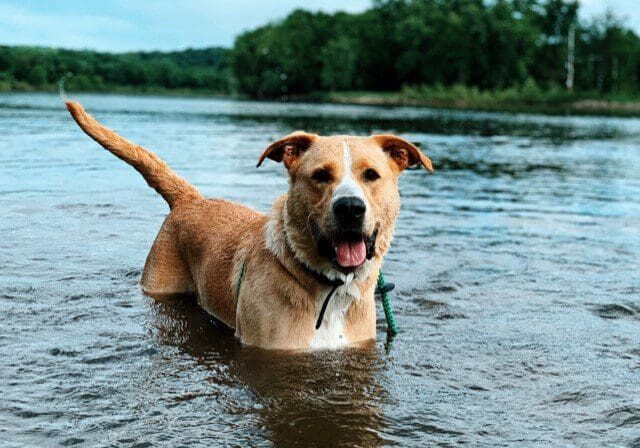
[66,101,433,351]
[65,102,202,208]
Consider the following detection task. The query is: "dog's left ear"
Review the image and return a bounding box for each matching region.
[257,131,318,170]
[373,134,434,173]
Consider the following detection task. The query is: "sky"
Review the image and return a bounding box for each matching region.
[0,0,638,52]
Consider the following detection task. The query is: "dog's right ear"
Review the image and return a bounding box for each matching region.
[257,131,318,170]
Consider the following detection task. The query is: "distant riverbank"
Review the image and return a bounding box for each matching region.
[321,84,640,117]
[4,85,640,117]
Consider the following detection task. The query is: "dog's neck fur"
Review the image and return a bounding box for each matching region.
[264,195,377,349]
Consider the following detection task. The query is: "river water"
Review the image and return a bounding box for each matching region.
[1,93,639,447]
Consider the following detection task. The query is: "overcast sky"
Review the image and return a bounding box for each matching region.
[0,0,637,52]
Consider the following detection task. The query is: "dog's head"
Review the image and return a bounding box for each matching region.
[258,132,433,277]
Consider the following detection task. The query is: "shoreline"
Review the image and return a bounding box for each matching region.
[3,87,640,117]
[323,91,640,117]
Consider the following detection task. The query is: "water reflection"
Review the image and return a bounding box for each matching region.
[150,295,387,447]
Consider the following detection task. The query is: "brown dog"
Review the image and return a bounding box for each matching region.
[66,101,433,350]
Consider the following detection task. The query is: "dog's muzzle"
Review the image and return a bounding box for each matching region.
[332,196,366,230]
[311,216,379,274]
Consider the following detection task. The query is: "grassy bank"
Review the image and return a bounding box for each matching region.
[0,81,230,98]
[3,82,640,117]
[325,83,640,117]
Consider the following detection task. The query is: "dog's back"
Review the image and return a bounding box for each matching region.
[143,198,266,327]
[66,101,264,327]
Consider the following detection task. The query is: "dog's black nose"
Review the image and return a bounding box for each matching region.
[333,196,366,227]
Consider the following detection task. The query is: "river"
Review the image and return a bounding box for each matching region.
[1,93,639,446]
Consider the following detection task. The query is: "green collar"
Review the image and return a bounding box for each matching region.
[234,260,397,336]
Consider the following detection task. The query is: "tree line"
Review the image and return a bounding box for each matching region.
[1,0,639,98]
[0,46,232,93]
[233,0,640,97]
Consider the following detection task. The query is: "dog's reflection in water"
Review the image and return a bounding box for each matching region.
[148,293,387,447]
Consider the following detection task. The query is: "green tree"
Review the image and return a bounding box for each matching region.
[27,65,47,86]
[321,36,358,90]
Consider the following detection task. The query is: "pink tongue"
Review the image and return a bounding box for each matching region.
[335,240,367,267]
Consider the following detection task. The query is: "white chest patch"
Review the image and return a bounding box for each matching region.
[310,276,360,350]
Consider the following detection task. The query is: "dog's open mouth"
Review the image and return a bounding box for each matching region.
[334,234,366,268]
[311,222,379,273]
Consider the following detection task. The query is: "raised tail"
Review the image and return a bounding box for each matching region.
[65,101,202,208]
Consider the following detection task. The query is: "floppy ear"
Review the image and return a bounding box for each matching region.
[257,131,318,170]
[372,134,434,173]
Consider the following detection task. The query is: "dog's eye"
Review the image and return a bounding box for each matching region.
[311,169,332,183]
[363,168,380,181]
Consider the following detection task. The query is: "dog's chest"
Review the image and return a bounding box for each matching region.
[310,283,358,350]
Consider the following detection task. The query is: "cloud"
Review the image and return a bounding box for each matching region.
[0,3,136,51]
[0,0,371,51]
[577,0,640,27]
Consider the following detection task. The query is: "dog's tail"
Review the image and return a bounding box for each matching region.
[65,101,202,209]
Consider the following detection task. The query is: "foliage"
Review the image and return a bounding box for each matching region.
[329,84,640,115]
[232,0,640,97]
[0,46,232,93]
[1,0,639,100]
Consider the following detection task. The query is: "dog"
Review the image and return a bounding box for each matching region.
[65,101,433,350]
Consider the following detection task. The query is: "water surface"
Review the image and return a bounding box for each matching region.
[1,93,639,446]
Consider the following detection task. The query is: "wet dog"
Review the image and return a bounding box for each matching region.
[65,101,433,350]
